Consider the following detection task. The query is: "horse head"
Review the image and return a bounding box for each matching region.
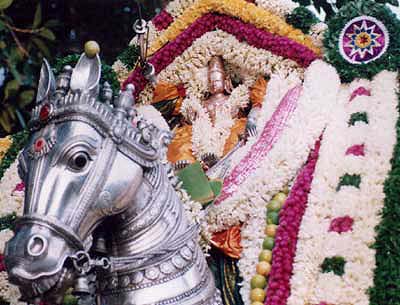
[4,52,172,304]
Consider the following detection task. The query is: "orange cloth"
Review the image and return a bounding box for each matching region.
[211,225,242,259]
[167,125,197,164]
[223,118,247,156]
[0,137,12,162]
[153,81,184,115]
[250,76,268,108]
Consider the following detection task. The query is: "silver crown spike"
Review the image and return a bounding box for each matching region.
[114,84,135,120]
[102,82,113,105]
[55,65,73,98]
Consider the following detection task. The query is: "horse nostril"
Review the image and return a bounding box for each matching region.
[27,235,47,257]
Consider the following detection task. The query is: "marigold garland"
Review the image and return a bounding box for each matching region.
[148,0,321,55]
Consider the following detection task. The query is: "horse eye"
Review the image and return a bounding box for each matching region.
[68,152,90,171]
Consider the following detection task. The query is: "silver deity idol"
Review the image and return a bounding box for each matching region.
[4,50,222,305]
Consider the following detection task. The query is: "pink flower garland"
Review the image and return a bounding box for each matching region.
[123,13,319,94]
[215,85,302,205]
[152,10,174,31]
[265,138,321,305]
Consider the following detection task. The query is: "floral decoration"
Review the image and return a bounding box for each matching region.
[288,70,398,305]
[324,0,400,82]
[339,16,389,65]
[264,138,321,305]
[147,0,321,55]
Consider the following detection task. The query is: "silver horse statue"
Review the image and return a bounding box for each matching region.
[4,51,222,305]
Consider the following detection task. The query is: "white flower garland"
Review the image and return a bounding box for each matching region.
[204,60,340,305]
[192,105,234,159]
[136,30,304,105]
[0,271,23,305]
[288,71,399,305]
[0,160,23,218]
[255,0,298,17]
[112,59,130,83]
[182,84,250,159]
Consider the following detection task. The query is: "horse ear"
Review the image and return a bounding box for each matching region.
[70,53,101,94]
[36,58,56,104]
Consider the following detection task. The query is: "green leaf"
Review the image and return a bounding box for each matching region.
[386,0,399,5]
[0,110,12,133]
[0,41,5,49]
[44,19,61,28]
[18,89,35,107]
[4,79,20,100]
[38,28,56,41]
[0,0,13,10]
[31,37,50,58]
[32,2,42,28]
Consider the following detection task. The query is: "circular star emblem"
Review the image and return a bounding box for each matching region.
[339,16,389,65]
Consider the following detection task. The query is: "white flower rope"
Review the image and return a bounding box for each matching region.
[255,0,298,17]
[288,70,399,305]
[0,160,24,218]
[204,60,340,304]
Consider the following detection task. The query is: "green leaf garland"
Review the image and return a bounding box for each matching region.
[369,95,400,305]
[286,6,319,34]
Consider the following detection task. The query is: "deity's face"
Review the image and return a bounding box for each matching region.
[209,71,225,95]
[208,56,226,95]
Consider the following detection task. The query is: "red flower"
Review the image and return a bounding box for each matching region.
[0,254,5,272]
[265,139,321,305]
[329,216,354,233]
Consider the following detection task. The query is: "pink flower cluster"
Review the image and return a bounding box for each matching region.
[13,182,25,193]
[345,144,365,156]
[265,138,321,305]
[123,13,319,95]
[329,216,354,233]
[349,86,371,102]
[152,10,174,31]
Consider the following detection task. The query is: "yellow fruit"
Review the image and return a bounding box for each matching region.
[258,250,272,262]
[273,192,287,206]
[84,41,100,58]
[256,261,271,276]
[265,224,277,237]
[251,302,264,305]
[250,274,267,289]
[250,288,266,302]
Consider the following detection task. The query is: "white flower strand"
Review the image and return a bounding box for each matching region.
[204,60,340,304]
[255,0,298,17]
[288,71,399,305]
[0,159,23,218]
